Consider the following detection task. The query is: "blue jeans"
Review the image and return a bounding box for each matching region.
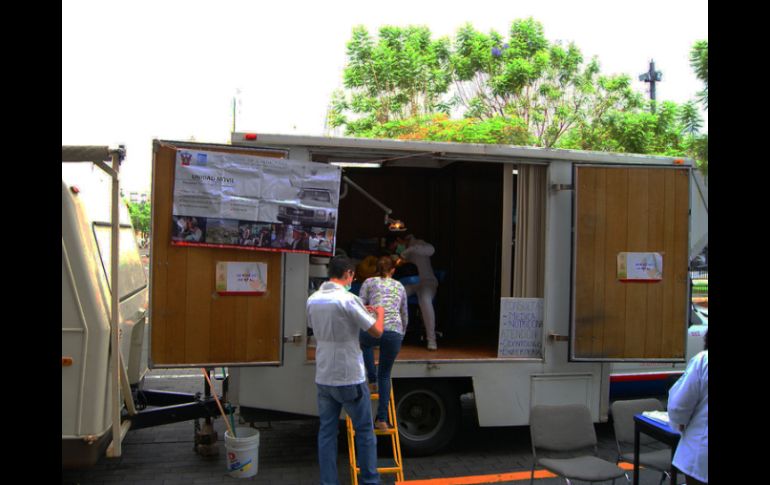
[359,330,404,422]
[316,382,379,485]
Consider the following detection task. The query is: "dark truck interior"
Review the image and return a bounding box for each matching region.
[324,160,513,360]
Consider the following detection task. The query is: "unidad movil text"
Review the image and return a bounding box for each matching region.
[192,174,235,185]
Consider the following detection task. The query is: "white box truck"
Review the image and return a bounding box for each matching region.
[148,135,708,456]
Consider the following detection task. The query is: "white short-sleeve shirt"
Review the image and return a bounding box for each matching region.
[307,281,376,386]
[668,350,708,483]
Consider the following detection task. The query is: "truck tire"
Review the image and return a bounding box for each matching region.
[394,380,460,456]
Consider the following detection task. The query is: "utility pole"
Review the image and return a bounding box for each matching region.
[639,59,662,112]
[232,96,236,133]
[232,88,241,134]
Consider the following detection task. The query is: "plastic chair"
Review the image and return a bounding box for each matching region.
[529,404,625,485]
[610,399,671,485]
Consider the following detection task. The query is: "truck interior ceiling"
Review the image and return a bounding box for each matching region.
[315,153,520,361]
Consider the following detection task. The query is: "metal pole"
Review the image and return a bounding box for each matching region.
[109,149,121,457]
[342,175,393,216]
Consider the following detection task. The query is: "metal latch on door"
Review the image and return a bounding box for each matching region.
[284,333,303,344]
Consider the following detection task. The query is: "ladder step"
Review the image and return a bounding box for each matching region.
[374,427,398,436]
[355,457,402,474]
[348,383,403,485]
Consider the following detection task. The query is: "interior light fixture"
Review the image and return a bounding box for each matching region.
[343,175,407,232]
[386,216,407,232]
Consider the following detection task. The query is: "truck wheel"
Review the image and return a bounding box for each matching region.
[394,380,460,456]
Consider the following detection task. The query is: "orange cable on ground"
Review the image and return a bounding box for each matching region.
[396,463,636,484]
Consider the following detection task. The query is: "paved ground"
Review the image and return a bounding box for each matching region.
[62,369,675,485]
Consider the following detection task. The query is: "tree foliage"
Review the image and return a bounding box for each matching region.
[447,19,640,148]
[127,201,151,241]
[353,114,531,145]
[330,25,452,132]
[688,40,708,176]
[330,20,708,173]
[690,40,708,109]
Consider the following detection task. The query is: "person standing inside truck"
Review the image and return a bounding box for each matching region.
[307,256,384,485]
[388,234,439,350]
[667,330,708,485]
[358,256,409,431]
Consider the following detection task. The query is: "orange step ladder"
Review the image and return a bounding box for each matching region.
[346,383,404,484]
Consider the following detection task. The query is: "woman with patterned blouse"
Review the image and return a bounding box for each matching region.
[358,256,408,430]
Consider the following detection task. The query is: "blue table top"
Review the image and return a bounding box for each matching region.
[634,413,680,436]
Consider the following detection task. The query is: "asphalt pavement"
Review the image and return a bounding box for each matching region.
[62,368,677,485]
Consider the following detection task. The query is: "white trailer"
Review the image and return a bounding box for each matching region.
[148,135,708,456]
[63,146,225,468]
[62,146,150,467]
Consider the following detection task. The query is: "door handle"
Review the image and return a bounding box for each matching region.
[283,333,303,344]
[548,333,569,342]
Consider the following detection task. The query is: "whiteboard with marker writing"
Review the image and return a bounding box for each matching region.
[498,298,544,358]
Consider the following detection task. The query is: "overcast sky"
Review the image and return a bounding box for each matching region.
[62,0,708,192]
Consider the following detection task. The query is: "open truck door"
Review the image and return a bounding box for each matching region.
[151,142,285,367]
[571,165,691,362]
[149,141,342,367]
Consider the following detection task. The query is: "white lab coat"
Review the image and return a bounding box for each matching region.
[668,350,708,483]
[400,237,437,284]
[400,236,438,344]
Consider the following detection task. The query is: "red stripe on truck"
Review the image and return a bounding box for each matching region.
[610,372,682,383]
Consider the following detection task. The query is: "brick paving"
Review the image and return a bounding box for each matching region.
[62,369,672,485]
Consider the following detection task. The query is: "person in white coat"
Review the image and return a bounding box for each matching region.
[667,331,708,485]
[389,234,439,350]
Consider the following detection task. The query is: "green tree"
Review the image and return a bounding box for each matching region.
[557,100,689,156]
[688,40,708,176]
[361,113,532,145]
[449,19,603,147]
[127,201,151,243]
[690,40,708,109]
[330,25,452,133]
[333,19,641,148]
[679,101,703,137]
[330,20,707,171]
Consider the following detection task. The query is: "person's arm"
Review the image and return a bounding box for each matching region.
[399,284,409,333]
[667,352,705,431]
[401,240,434,259]
[366,306,384,338]
[347,295,382,337]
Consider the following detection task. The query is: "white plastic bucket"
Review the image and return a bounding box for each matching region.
[225,427,260,478]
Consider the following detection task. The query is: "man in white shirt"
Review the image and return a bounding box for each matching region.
[307,256,384,485]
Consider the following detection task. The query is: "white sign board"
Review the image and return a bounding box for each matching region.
[498,298,544,358]
[617,252,663,282]
[171,149,341,256]
[215,262,268,295]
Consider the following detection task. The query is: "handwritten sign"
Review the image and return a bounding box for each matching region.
[216,262,267,295]
[498,298,544,358]
[617,252,663,282]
